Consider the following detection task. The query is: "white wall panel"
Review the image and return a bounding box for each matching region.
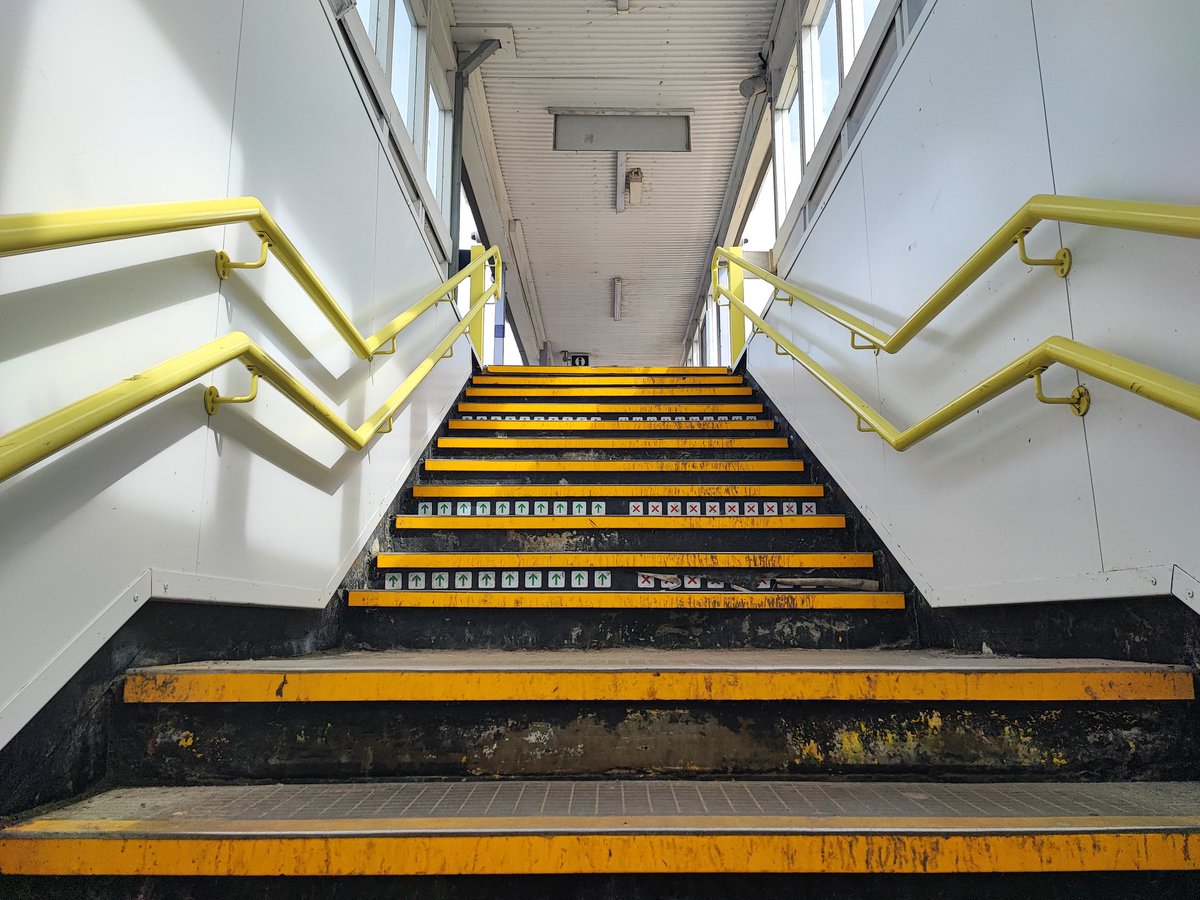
[754,0,1198,608]
[0,0,468,748]
[1033,0,1200,581]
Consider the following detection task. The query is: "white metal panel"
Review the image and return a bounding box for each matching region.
[1032,0,1200,578]
[451,0,776,363]
[0,0,243,746]
[857,0,1099,599]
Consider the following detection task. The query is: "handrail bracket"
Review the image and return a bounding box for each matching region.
[850,332,882,354]
[1014,230,1071,278]
[216,232,272,280]
[1031,367,1090,416]
[205,368,260,416]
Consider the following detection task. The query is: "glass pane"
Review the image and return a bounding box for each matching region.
[426,87,443,201]
[815,0,841,133]
[389,3,415,129]
[355,0,377,46]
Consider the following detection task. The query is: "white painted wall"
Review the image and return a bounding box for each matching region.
[0,0,473,748]
[751,0,1200,609]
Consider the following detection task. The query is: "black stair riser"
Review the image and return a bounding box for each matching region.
[384,527,860,554]
[344,607,909,651]
[418,470,814,485]
[111,700,1200,784]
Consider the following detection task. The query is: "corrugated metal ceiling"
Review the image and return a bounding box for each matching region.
[452,0,776,364]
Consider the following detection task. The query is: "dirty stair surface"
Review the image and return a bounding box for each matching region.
[5,365,1199,888]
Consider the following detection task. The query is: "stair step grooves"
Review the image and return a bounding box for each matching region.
[6,781,1200,876]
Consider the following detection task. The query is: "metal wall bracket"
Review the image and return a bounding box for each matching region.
[855,415,876,433]
[773,341,790,356]
[373,336,398,356]
[376,415,394,435]
[204,369,260,416]
[1015,230,1071,277]
[850,332,881,354]
[442,344,455,359]
[215,233,271,280]
[1031,368,1089,416]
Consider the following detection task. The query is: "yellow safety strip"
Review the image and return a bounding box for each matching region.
[348,591,904,609]
[437,437,788,449]
[6,830,1199,875]
[425,459,804,472]
[376,551,870,568]
[465,386,754,397]
[394,515,845,530]
[447,419,773,431]
[459,402,763,414]
[472,376,745,386]
[486,366,730,375]
[122,668,1194,704]
[412,484,823,498]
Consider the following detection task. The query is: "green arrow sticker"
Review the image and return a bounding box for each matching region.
[387,574,399,588]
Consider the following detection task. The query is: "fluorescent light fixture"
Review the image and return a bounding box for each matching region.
[613,278,623,321]
[552,109,691,152]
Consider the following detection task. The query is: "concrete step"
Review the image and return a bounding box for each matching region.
[8,781,1200,876]
[421,458,808,483]
[411,482,824,499]
[485,365,731,375]
[448,417,776,431]
[472,374,745,386]
[121,649,1192,704]
[372,550,876,590]
[348,590,903,609]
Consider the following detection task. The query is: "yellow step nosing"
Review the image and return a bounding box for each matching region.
[11,831,1200,875]
[458,403,763,414]
[486,365,730,375]
[375,552,873,568]
[424,459,805,472]
[465,387,755,397]
[437,437,789,449]
[348,591,905,609]
[393,515,845,530]
[447,419,774,431]
[413,484,824,497]
[121,668,1195,704]
[472,376,745,386]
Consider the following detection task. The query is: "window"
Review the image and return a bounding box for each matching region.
[425,85,448,209]
[389,2,418,130]
[355,0,380,55]
[775,92,803,214]
[804,0,842,157]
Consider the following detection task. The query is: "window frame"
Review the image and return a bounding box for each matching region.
[323,0,452,262]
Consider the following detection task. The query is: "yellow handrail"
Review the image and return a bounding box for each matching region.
[0,248,500,483]
[0,197,480,360]
[714,194,1200,354]
[722,294,1200,451]
[711,193,1200,450]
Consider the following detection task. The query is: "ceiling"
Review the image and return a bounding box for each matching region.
[451,0,777,364]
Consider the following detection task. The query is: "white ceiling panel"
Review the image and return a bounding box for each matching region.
[452,0,776,364]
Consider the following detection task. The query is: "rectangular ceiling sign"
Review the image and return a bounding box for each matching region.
[552,111,691,152]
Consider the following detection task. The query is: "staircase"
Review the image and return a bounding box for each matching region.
[2,365,1198,894]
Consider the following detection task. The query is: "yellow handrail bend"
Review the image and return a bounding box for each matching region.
[719,288,1200,452]
[0,198,489,360]
[714,194,1200,355]
[0,251,500,483]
